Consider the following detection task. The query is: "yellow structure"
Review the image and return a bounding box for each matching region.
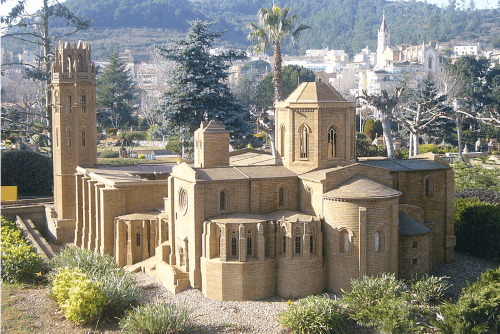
[49,41,455,301]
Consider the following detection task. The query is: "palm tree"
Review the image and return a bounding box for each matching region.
[245,4,310,102]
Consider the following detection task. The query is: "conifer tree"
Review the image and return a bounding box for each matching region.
[97,51,139,127]
[156,20,254,147]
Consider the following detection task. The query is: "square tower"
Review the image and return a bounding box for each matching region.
[51,41,97,220]
[274,82,356,174]
[194,120,230,167]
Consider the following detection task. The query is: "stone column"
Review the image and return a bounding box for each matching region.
[220,225,227,261]
[304,221,311,260]
[115,218,126,266]
[81,176,91,247]
[256,223,265,261]
[126,222,133,266]
[239,224,246,262]
[87,179,97,250]
[202,221,207,258]
[358,207,367,277]
[94,183,104,252]
[74,172,84,246]
[142,220,149,260]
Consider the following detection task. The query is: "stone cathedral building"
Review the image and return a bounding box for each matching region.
[48,41,455,301]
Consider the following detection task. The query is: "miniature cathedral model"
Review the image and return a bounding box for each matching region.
[49,41,455,301]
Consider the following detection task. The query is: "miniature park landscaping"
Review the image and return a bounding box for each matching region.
[2,159,500,334]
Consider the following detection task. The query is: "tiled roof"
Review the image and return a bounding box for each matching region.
[359,158,450,171]
[323,175,401,200]
[399,212,432,236]
[229,150,275,166]
[208,209,317,223]
[285,82,346,103]
[194,165,297,181]
[199,120,228,133]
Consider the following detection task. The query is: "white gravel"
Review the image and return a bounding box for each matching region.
[131,252,499,333]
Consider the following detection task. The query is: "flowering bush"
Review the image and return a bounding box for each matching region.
[0,216,46,283]
[52,267,107,324]
[50,247,142,318]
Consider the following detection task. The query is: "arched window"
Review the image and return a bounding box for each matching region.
[375,232,380,252]
[65,56,72,72]
[65,94,72,113]
[280,124,285,157]
[424,175,434,198]
[81,127,86,147]
[66,127,72,147]
[327,126,337,158]
[278,186,287,208]
[282,227,287,254]
[305,185,312,212]
[136,231,141,247]
[246,230,252,255]
[80,94,86,113]
[219,190,229,212]
[310,226,316,254]
[300,125,309,159]
[231,230,237,257]
[340,230,350,253]
[427,56,433,69]
[294,227,301,254]
[78,54,85,72]
[178,187,188,214]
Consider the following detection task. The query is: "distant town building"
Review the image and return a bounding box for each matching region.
[454,43,483,57]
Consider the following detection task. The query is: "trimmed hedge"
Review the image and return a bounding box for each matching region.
[100,150,119,158]
[1,216,46,283]
[454,198,500,260]
[1,150,53,196]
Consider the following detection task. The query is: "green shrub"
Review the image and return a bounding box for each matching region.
[279,295,348,334]
[434,267,500,334]
[50,247,142,318]
[1,217,46,283]
[454,198,500,260]
[119,300,195,334]
[51,267,107,324]
[138,154,145,159]
[341,273,448,333]
[100,150,120,158]
[418,144,450,155]
[407,273,451,305]
[106,128,118,135]
[349,295,417,334]
[1,150,53,196]
[454,162,500,192]
[341,273,406,312]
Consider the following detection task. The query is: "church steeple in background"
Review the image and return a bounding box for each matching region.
[376,12,391,69]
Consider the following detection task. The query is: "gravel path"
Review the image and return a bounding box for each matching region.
[129,252,499,333]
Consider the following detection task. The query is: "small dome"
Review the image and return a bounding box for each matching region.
[285,82,346,103]
[323,175,401,200]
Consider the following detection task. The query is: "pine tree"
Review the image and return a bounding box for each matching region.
[96,51,139,128]
[156,20,254,147]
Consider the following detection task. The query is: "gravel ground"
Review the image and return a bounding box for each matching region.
[2,251,498,334]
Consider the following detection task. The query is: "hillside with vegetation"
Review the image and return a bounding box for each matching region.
[3,0,499,61]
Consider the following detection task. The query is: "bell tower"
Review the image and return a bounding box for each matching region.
[274,82,356,174]
[376,13,391,69]
[51,41,97,221]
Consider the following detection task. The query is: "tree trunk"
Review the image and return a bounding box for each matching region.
[409,134,414,157]
[380,112,396,159]
[456,118,465,162]
[42,0,52,158]
[413,131,420,156]
[273,43,284,102]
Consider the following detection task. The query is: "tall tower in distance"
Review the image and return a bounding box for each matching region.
[376,13,391,69]
[51,41,97,226]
